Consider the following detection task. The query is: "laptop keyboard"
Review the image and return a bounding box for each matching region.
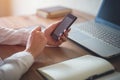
[74,21,120,48]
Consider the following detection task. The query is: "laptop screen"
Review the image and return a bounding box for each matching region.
[96,0,120,27]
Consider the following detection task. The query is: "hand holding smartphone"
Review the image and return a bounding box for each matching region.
[51,14,77,41]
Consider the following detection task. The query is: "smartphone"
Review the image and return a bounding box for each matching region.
[51,14,77,41]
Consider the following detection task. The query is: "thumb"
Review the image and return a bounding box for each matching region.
[48,21,61,31]
[52,20,61,27]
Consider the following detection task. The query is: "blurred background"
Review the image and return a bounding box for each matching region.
[0,0,102,17]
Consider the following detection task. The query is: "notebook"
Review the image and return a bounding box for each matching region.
[36,6,72,18]
[37,55,120,80]
[96,72,120,80]
[68,0,120,58]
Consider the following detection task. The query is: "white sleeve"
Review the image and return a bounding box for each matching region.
[0,51,34,80]
[0,27,30,45]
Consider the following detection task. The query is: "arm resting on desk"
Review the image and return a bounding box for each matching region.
[0,51,34,80]
[0,27,30,45]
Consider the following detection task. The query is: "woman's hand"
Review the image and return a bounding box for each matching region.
[44,21,70,47]
[25,26,47,58]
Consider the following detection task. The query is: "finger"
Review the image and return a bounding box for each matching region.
[53,20,62,26]
[63,32,68,38]
[32,26,41,33]
[65,28,71,33]
[31,26,41,36]
[35,26,41,31]
[57,39,63,45]
[45,21,62,34]
[67,28,71,32]
[60,35,67,42]
[63,28,71,37]
[49,21,62,29]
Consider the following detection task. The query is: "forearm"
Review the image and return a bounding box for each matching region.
[0,27,30,45]
[0,51,34,80]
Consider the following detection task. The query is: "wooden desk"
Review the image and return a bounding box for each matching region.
[0,10,120,80]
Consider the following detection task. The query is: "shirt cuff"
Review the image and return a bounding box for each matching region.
[4,51,34,70]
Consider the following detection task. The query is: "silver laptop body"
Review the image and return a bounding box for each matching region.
[68,0,120,58]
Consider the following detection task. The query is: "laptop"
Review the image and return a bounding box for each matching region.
[68,0,120,58]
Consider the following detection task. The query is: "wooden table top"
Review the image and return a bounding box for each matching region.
[0,10,120,80]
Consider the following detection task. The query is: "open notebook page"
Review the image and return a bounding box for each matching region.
[38,55,114,80]
[96,72,120,80]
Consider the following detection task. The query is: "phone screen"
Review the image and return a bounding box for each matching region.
[51,14,77,40]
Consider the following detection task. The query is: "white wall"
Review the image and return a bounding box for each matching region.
[11,0,102,16]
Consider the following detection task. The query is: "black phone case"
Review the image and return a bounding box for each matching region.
[51,14,77,41]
